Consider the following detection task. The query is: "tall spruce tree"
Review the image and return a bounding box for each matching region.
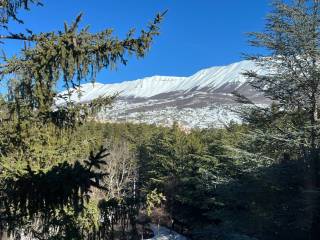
[240,0,320,239]
[0,1,164,238]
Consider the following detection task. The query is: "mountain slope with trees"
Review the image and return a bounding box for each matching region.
[1,0,320,240]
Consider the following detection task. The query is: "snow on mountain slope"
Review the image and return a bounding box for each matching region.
[59,60,260,102]
[58,60,267,128]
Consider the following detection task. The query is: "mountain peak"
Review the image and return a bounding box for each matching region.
[61,60,258,101]
[57,60,265,128]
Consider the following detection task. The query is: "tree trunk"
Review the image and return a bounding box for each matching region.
[0,231,9,240]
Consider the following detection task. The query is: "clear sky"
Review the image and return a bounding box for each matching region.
[4,0,271,84]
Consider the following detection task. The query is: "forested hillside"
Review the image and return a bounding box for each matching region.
[1,0,320,240]
[0,120,307,239]
[54,121,310,240]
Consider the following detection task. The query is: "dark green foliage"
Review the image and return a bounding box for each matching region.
[125,120,307,239]
[0,117,303,239]
[0,0,42,26]
[98,197,140,240]
[234,0,320,239]
[0,147,108,238]
[1,0,317,239]
[0,1,164,239]
[1,11,164,129]
[137,125,235,231]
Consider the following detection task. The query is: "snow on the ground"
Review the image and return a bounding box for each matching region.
[96,104,242,129]
[146,224,187,240]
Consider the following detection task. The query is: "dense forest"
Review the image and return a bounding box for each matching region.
[0,120,311,239]
[1,0,320,239]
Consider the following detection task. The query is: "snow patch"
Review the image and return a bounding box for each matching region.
[146,224,187,240]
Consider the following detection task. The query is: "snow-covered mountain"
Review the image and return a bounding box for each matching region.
[58,60,267,128]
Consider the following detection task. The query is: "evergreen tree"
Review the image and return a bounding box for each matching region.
[137,125,222,230]
[238,0,320,238]
[0,1,164,238]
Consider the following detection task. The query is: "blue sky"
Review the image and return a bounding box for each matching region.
[4,0,271,84]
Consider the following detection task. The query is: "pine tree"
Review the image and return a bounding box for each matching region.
[0,1,164,238]
[239,0,320,238]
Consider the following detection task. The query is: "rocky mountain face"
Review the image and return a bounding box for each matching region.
[57,60,268,128]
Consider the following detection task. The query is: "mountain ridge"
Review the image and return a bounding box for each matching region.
[58,60,266,128]
[59,60,261,101]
